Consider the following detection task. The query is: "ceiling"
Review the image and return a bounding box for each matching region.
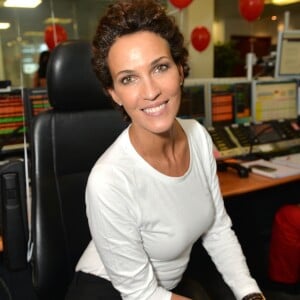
[0,0,300,45]
[0,0,113,44]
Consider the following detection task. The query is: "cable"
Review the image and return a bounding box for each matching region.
[0,277,12,300]
[248,123,275,158]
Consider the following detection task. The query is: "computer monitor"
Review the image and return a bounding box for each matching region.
[178,82,206,124]
[23,88,50,121]
[23,88,51,143]
[234,82,252,124]
[0,89,25,152]
[210,82,234,126]
[252,79,298,123]
[275,30,300,79]
[209,80,252,126]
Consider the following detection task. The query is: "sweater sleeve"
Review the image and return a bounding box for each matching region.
[85,164,172,300]
[199,126,262,300]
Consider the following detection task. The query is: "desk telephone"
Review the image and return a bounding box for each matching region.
[217,160,249,178]
[208,119,300,159]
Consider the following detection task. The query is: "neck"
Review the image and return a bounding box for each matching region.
[129,120,180,157]
[129,120,189,177]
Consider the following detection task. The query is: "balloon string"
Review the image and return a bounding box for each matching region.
[180,10,184,30]
[250,22,254,53]
[167,9,178,16]
[50,0,57,47]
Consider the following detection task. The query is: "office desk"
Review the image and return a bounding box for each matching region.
[218,170,300,198]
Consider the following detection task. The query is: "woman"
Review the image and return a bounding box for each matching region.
[66,1,265,299]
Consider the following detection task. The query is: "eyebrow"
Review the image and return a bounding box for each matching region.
[151,56,169,67]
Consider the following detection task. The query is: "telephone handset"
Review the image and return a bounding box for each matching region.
[216,160,249,178]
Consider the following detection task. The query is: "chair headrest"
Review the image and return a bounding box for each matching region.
[46,40,112,110]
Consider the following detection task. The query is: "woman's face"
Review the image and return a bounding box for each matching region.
[107,31,183,135]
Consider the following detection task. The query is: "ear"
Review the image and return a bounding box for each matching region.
[107,88,122,106]
[178,64,184,84]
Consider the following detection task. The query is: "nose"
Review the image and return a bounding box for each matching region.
[142,77,161,101]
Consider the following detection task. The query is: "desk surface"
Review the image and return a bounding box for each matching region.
[218,170,300,197]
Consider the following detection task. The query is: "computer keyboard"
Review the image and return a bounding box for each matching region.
[237,144,300,161]
[262,145,300,159]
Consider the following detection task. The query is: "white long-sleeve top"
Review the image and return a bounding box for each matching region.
[76,118,261,300]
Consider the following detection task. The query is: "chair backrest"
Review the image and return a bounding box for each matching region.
[29,40,127,300]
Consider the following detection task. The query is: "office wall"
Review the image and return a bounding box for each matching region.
[215,3,300,47]
[168,0,214,79]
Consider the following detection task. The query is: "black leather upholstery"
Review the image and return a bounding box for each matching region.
[30,40,127,300]
[46,40,112,111]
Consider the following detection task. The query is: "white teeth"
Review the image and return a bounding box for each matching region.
[143,103,165,114]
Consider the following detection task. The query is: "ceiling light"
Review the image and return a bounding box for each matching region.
[4,0,42,8]
[44,17,72,25]
[0,22,10,29]
[270,0,300,5]
[23,31,44,37]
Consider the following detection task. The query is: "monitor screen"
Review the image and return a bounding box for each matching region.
[210,83,235,126]
[0,89,25,151]
[275,30,300,78]
[178,83,205,123]
[252,79,298,122]
[23,88,51,144]
[234,82,252,124]
[24,88,50,120]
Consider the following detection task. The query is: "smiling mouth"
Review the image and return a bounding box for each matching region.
[142,101,168,115]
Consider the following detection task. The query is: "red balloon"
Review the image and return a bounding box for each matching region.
[239,0,264,22]
[191,26,211,52]
[44,24,68,50]
[169,0,192,9]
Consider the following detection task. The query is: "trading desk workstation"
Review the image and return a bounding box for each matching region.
[181,76,300,294]
[1,75,300,299]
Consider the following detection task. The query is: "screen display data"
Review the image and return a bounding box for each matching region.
[178,84,205,123]
[210,82,252,126]
[275,30,300,78]
[253,80,298,122]
[0,90,25,149]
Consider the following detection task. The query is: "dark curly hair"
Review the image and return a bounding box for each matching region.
[92,0,189,120]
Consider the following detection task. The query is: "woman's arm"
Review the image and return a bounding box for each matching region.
[200,127,263,299]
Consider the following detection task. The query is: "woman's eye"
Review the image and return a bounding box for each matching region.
[121,75,134,85]
[155,64,169,73]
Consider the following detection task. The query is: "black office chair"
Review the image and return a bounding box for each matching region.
[0,158,28,271]
[29,40,127,300]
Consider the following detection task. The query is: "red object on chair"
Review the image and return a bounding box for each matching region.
[269,204,300,284]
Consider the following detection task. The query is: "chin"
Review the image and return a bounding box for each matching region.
[149,118,177,134]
